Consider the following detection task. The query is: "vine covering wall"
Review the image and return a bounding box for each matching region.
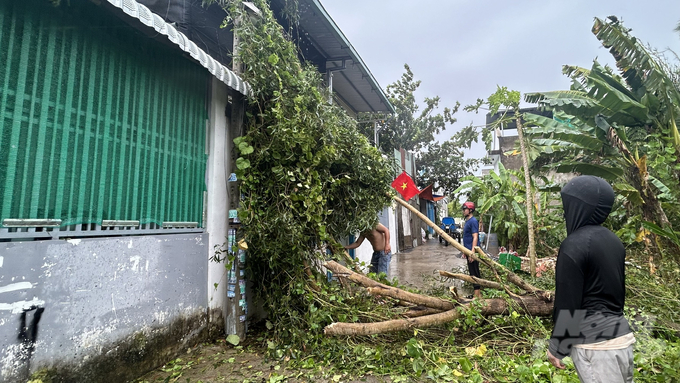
[217,0,396,345]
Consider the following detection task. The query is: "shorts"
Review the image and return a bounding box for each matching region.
[369,250,391,276]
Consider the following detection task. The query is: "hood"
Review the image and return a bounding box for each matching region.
[561,175,615,235]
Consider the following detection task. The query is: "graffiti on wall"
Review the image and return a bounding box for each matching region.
[0,253,45,381]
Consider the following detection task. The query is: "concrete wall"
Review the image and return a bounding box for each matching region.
[0,234,208,383]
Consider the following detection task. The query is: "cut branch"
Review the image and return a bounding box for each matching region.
[326,309,462,336]
[303,261,321,292]
[367,286,455,311]
[392,195,548,301]
[403,307,443,318]
[438,270,505,290]
[325,295,553,336]
[325,261,456,310]
[324,260,382,288]
[392,196,475,259]
[473,247,550,301]
[392,195,547,298]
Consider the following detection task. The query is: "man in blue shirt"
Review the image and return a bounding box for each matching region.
[462,201,482,299]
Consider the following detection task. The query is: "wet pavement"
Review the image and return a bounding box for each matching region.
[388,238,471,293]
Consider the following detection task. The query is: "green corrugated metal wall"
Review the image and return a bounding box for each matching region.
[0,0,209,227]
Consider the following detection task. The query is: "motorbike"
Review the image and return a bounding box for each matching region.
[439,217,461,245]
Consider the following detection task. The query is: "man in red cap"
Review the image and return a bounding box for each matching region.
[462,201,482,299]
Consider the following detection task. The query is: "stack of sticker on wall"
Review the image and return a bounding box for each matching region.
[226,228,248,324]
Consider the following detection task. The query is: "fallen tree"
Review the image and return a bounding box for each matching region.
[325,295,553,336]
[322,196,555,336]
[323,260,554,336]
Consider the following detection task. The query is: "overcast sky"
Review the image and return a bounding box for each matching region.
[320,0,680,164]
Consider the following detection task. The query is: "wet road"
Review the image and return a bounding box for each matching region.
[388,238,471,293]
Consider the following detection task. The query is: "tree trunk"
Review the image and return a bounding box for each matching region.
[324,261,456,310]
[438,270,505,291]
[367,286,456,311]
[392,196,474,257]
[403,307,443,318]
[325,295,553,336]
[514,110,537,277]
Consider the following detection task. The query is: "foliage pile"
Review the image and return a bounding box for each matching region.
[214,0,394,348]
[276,249,679,383]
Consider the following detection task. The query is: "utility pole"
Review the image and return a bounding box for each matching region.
[225,9,246,341]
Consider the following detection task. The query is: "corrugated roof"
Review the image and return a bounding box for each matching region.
[274,0,394,114]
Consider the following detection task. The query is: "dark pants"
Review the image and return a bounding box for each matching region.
[467,259,481,290]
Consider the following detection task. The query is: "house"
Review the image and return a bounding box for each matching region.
[0,0,393,381]
[483,107,552,174]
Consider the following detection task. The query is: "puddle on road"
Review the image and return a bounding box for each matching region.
[388,239,473,296]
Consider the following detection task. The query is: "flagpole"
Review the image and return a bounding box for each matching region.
[392,195,475,258]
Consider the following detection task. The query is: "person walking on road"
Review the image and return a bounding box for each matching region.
[345,223,392,276]
[462,202,482,299]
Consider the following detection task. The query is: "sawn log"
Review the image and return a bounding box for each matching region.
[324,294,553,336]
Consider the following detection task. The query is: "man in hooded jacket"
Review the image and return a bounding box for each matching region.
[547,176,635,382]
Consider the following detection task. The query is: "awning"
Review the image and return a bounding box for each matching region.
[104,0,250,96]
[419,184,445,202]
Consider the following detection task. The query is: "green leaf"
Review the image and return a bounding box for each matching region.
[267,53,279,65]
[524,113,604,151]
[537,184,562,193]
[238,141,254,155]
[649,176,674,201]
[613,183,643,206]
[405,338,423,358]
[226,334,240,346]
[545,162,623,181]
[511,200,526,218]
[478,194,502,214]
[459,357,473,373]
[641,221,680,245]
[412,358,425,374]
[236,157,250,170]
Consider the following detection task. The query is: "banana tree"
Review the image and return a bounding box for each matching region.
[522,110,673,227]
[593,17,680,151]
[523,17,680,236]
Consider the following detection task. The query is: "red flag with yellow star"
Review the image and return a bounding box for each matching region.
[391,172,420,200]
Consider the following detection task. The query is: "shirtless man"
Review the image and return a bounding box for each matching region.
[344,223,392,276]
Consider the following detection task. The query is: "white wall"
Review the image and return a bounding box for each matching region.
[206,78,229,321]
[348,206,399,272]
[388,204,398,255]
